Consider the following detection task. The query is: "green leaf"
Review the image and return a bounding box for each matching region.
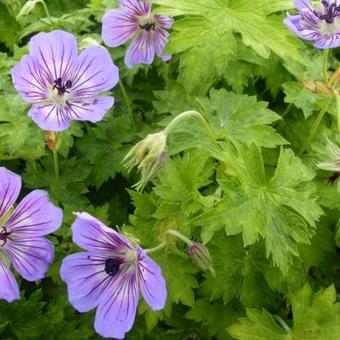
[229,284,340,339]
[191,144,323,273]
[196,88,287,148]
[283,82,323,119]
[152,0,303,93]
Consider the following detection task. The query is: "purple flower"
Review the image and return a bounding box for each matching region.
[60,212,167,339]
[0,167,62,302]
[11,30,119,131]
[284,0,340,48]
[102,0,174,68]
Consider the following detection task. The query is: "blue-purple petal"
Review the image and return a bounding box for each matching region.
[94,268,139,339]
[0,167,21,219]
[4,237,54,281]
[60,252,109,312]
[102,9,138,47]
[71,212,131,254]
[5,190,63,237]
[0,259,19,302]
[138,248,167,310]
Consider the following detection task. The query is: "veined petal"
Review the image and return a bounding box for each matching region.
[315,34,340,49]
[125,31,155,68]
[0,167,21,220]
[4,190,62,237]
[95,268,139,339]
[137,248,166,310]
[11,55,48,103]
[29,30,78,84]
[64,96,114,124]
[153,28,170,57]
[155,15,174,29]
[119,0,151,16]
[4,237,54,281]
[284,15,316,41]
[0,258,19,302]
[70,46,119,97]
[29,103,71,132]
[60,252,109,312]
[102,9,138,47]
[71,212,131,254]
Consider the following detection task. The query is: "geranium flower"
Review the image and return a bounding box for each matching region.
[11,30,119,131]
[60,212,167,339]
[0,167,62,302]
[284,0,340,48]
[102,0,174,68]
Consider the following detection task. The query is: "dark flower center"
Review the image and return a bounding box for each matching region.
[0,227,12,246]
[105,258,121,276]
[53,77,73,96]
[140,22,155,32]
[327,171,340,185]
[315,1,340,23]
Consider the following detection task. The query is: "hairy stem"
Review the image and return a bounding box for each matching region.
[144,241,167,254]
[119,80,134,125]
[166,229,193,246]
[334,91,340,133]
[299,98,332,155]
[323,49,329,85]
[163,110,215,143]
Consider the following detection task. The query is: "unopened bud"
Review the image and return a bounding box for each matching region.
[45,131,61,151]
[17,0,40,17]
[123,131,167,191]
[187,242,214,275]
[317,138,340,172]
[301,80,333,97]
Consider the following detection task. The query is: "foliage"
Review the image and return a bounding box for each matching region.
[0,0,339,339]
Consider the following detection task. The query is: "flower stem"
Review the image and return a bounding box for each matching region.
[273,315,291,333]
[323,49,329,85]
[166,229,194,246]
[52,149,59,179]
[163,110,215,143]
[119,80,134,125]
[334,90,340,133]
[299,98,332,155]
[39,0,53,27]
[144,241,167,254]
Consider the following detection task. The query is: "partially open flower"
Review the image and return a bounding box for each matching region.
[187,242,215,275]
[317,138,340,172]
[123,131,167,191]
[284,0,340,49]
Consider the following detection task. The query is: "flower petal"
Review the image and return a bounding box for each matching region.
[4,237,54,281]
[155,15,174,29]
[315,35,340,49]
[29,103,71,131]
[153,28,170,57]
[0,167,21,219]
[11,55,48,103]
[94,268,139,339]
[283,15,316,41]
[71,212,131,254]
[4,190,62,237]
[138,248,167,310]
[29,30,78,84]
[119,0,151,16]
[64,96,114,124]
[102,9,138,47]
[0,258,19,302]
[70,46,119,97]
[124,31,155,68]
[60,252,109,312]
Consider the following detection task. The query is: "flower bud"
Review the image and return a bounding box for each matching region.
[123,131,167,191]
[317,138,340,172]
[187,242,215,275]
[17,0,40,18]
